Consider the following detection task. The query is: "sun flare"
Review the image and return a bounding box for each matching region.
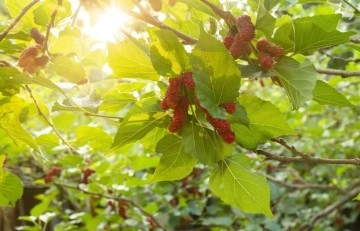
[82,7,130,42]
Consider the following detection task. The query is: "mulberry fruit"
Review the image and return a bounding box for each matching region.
[165,77,183,109]
[221,102,236,114]
[223,34,234,50]
[182,72,195,89]
[168,96,189,133]
[258,52,273,71]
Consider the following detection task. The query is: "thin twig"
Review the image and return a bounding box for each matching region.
[43,0,62,52]
[0,0,40,43]
[83,112,123,121]
[300,185,360,230]
[256,149,360,166]
[200,0,235,26]
[271,138,309,158]
[130,0,197,44]
[54,182,167,230]
[265,174,343,192]
[319,50,360,63]
[316,68,360,77]
[25,85,79,154]
[343,0,360,14]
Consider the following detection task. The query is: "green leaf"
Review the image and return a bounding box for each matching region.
[354,194,360,201]
[256,3,276,37]
[151,134,197,183]
[232,94,295,150]
[50,56,86,84]
[111,97,168,151]
[0,113,40,152]
[149,29,190,77]
[108,40,159,80]
[75,126,112,151]
[182,122,233,165]
[312,80,355,108]
[0,68,65,95]
[273,14,355,54]
[0,172,23,206]
[272,57,317,109]
[5,0,34,30]
[178,0,217,17]
[191,29,241,118]
[209,154,273,217]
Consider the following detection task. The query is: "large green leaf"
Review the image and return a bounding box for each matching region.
[178,0,217,17]
[0,113,40,152]
[0,172,23,206]
[111,97,168,151]
[209,154,273,217]
[312,80,356,108]
[149,30,190,77]
[151,134,197,183]
[108,39,159,80]
[272,57,317,109]
[191,29,241,118]
[182,122,233,165]
[273,14,355,54]
[232,94,295,150]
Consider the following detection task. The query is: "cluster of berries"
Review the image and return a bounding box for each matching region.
[161,73,193,133]
[161,73,236,144]
[196,99,236,144]
[223,15,255,59]
[18,28,48,74]
[256,39,285,70]
[44,166,61,183]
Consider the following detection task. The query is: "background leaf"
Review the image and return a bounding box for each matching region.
[312,80,356,108]
[0,172,23,206]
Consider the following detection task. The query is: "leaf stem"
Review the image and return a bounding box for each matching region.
[256,149,360,165]
[316,68,360,77]
[43,0,62,53]
[342,0,360,14]
[25,85,80,154]
[54,182,167,230]
[0,0,40,43]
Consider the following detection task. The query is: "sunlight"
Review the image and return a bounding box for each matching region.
[82,6,130,42]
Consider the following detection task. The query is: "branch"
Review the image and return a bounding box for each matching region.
[265,174,343,192]
[43,0,62,52]
[0,0,40,43]
[83,112,123,121]
[319,50,360,63]
[271,138,308,158]
[256,149,360,166]
[130,0,197,44]
[200,0,235,26]
[300,185,360,230]
[54,182,167,230]
[25,86,79,154]
[343,0,360,14]
[316,68,360,77]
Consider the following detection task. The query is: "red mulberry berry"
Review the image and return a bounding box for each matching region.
[256,39,272,52]
[259,52,273,71]
[236,15,252,29]
[223,34,234,50]
[165,77,183,109]
[230,38,250,59]
[238,24,255,42]
[219,130,235,144]
[221,102,236,114]
[182,72,195,89]
[268,46,285,59]
[168,96,189,133]
[82,168,96,184]
[161,98,169,110]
